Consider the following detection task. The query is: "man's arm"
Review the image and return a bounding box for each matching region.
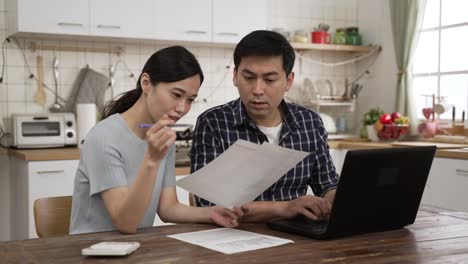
[238,195,332,222]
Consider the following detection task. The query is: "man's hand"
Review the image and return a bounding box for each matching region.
[208,206,243,228]
[279,195,332,220]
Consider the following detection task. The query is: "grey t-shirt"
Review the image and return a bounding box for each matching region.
[69,114,176,234]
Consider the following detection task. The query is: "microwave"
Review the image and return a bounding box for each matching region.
[11,113,78,148]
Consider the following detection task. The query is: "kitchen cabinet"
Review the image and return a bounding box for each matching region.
[7,0,89,36]
[153,0,212,43]
[7,0,267,45]
[212,0,267,44]
[89,0,155,39]
[421,158,468,212]
[10,158,79,240]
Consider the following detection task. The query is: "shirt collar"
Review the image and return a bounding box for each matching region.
[231,98,300,130]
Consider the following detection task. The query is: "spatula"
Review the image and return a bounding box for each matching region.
[34,55,46,106]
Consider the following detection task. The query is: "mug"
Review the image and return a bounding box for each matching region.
[311,31,331,44]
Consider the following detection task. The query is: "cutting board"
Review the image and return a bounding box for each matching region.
[391,141,468,149]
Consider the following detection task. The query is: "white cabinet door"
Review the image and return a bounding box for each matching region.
[212,0,267,44]
[90,0,126,37]
[123,0,155,39]
[27,160,78,238]
[423,158,468,212]
[154,0,211,42]
[329,149,348,175]
[14,0,89,35]
[10,158,79,240]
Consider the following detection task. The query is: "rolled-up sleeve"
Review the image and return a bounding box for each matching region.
[308,120,339,197]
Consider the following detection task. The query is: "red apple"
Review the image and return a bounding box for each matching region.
[391,112,401,122]
[379,114,392,124]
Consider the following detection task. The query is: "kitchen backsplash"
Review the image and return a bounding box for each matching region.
[0,0,359,129]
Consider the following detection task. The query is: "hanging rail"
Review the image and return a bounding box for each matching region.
[29,42,123,55]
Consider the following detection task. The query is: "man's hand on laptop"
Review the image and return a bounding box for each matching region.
[280,195,332,220]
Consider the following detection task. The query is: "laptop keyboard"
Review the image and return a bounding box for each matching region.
[282,215,329,233]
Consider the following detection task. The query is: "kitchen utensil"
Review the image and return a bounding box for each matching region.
[34,55,46,106]
[49,57,64,113]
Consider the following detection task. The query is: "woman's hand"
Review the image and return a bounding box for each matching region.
[208,206,243,228]
[145,115,177,162]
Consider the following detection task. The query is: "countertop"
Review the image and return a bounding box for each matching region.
[4,139,468,162]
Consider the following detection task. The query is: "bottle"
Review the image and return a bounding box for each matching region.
[346,27,362,45]
[333,28,347,45]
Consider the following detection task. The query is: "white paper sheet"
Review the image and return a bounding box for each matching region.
[176,139,310,208]
[167,228,294,254]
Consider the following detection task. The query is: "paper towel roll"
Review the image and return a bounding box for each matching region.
[77,103,97,148]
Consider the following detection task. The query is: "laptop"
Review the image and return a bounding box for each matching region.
[267,146,436,239]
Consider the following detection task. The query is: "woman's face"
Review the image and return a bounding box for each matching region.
[141,73,200,123]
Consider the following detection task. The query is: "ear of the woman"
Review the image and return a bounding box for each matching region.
[140,73,152,95]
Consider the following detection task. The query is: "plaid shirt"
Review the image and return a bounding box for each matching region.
[190,98,339,207]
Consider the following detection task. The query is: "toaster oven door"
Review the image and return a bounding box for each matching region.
[16,120,65,148]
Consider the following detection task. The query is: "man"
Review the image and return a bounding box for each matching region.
[190,30,338,222]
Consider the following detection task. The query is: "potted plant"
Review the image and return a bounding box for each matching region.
[360,107,384,139]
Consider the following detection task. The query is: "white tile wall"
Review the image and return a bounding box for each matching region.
[0,0,363,130]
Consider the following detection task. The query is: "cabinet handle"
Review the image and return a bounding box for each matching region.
[216,32,239,36]
[57,22,83,27]
[37,170,65,175]
[456,169,468,176]
[97,25,121,29]
[185,30,207,35]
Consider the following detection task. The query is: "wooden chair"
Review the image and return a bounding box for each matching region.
[189,192,195,206]
[33,196,72,238]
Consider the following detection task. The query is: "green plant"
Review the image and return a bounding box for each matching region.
[362,107,384,126]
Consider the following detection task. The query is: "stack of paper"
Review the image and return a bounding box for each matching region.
[177,139,310,208]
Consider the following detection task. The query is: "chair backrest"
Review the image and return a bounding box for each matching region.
[189,192,195,207]
[33,196,72,238]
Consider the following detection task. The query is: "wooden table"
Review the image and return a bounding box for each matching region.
[2,206,468,263]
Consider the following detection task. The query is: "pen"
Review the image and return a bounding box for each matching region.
[139,123,187,128]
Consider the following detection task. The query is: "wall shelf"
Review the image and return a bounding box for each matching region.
[291,43,380,53]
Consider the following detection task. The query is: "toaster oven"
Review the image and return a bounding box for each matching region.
[11,113,77,148]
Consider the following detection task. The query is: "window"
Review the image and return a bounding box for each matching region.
[412,0,468,121]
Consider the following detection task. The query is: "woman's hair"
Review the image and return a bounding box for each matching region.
[103,45,204,118]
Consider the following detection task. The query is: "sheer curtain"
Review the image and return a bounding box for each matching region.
[389,0,427,133]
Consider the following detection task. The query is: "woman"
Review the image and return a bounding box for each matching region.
[70,46,240,234]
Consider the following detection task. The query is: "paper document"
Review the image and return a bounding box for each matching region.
[177,139,309,208]
[167,228,293,254]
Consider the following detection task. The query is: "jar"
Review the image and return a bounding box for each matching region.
[293,30,308,43]
[272,28,291,41]
[346,27,362,45]
[332,28,347,45]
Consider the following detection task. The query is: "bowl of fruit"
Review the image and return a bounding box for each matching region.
[368,112,410,141]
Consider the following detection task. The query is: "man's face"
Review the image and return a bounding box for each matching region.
[233,55,294,126]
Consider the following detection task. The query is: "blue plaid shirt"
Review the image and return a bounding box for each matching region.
[190,98,339,207]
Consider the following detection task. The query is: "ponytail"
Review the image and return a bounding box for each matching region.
[102,80,142,118]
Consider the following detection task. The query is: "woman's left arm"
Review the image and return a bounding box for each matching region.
[157,187,240,227]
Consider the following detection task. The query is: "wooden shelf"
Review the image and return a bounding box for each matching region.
[291,42,379,53]
[310,99,355,106]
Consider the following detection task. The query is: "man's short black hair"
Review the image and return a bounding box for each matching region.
[233,30,295,75]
